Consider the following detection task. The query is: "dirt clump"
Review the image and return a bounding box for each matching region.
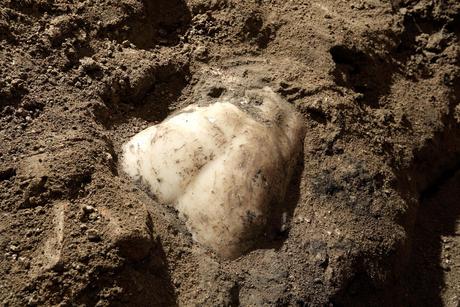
[0,0,459,306]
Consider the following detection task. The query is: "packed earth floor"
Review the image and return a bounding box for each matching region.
[0,0,459,306]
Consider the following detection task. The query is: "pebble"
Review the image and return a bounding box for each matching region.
[82,205,95,214]
[79,57,100,72]
[193,46,209,62]
[87,229,101,242]
[9,245,20,252]
[27,295,39,306]
[88,212,99,221]
[105,152,113,161]
[16,108,26,116]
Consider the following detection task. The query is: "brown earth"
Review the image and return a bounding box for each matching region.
[0,0,459,306]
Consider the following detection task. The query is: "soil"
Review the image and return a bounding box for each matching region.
[0,0,459,306]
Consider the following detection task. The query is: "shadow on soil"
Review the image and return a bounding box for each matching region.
[96,63,191,129]
[404,170,460,305]
[103,0,191,49]
[76,237,178,306]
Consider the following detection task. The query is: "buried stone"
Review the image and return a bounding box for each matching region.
[121,87,305,258]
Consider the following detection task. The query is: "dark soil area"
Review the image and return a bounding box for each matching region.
[404,170,460,306]
[0,0,459,306]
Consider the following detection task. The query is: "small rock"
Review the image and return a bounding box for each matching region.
[11,78,23,88]
[280,212,289,233]
[441,236,450,243]
[19,257,30,269]
[87,229,101,242]
[79,57,100,73]
[207,86,225,98]
[88,212,99,221]
[193,46,209,62]
[82,205,95,214]
[16,108,26,116]
[313,277,322,284]
[426,31,446,52]
[9,245,20,252]
[36,206,46,214]
[105,153,113,161]
[27,295,39,306]
[315,252,329,268]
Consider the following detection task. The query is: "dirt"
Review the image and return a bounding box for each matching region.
[0,0,459,306]
[402,169,460,306]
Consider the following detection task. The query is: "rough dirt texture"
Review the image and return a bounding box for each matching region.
[0,0,459,306]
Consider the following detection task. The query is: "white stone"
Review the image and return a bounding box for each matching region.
[121,87,305,258]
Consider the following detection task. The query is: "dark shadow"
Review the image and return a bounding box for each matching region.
[6,0,57,16]
[330,45,398,108]
[402,169,460,306]
[329,9,456,109]
[393,61,460,225]
[241,12,278,49]
[0,84,28,109]
[96,63,190,129]
[374,39,460,306]
[0,167,16,181]
[76,220,178,306]
[112,239,178,307]
[101,0,191,49]
[251,146,304,253]
[0,21,17,44]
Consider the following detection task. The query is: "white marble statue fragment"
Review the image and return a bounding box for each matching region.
[121,87,305,258]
